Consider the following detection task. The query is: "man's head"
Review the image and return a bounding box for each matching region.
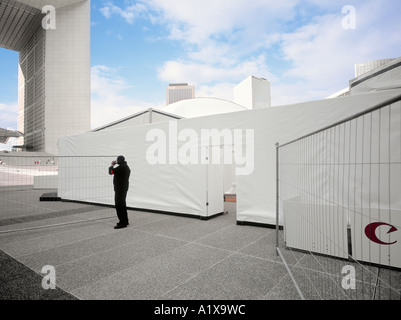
[117,155,125,165]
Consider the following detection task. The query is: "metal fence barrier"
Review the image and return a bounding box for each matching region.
[0,155,117,232]
[276,95,401,300]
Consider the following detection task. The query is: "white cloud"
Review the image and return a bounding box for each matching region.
[100,0,401,106]
[144,0,298,45]
[0,102,18,130]
[196,83,236,101]
[91,65,161,129]
[148,0,398,104]
[275,1,401,103]
[157,54,270,86]
[100,2,147,24]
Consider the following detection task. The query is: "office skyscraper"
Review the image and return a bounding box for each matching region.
[166,83,195,105]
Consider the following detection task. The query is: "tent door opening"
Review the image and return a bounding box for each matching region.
[205,146,236,218]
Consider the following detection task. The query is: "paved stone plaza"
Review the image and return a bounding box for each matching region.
[0,187,400,300]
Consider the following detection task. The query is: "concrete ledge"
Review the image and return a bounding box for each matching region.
[39,192,61,202]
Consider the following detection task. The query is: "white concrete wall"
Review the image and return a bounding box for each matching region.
[252,77,271,109]
[18,27,46,151]
[234,76,271,109]
[234,77,253,109]
[45,0,91,154]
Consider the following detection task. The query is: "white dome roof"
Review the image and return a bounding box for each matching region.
[162,97,247,118]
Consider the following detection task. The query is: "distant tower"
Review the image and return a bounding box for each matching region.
[234,76,271,109]
[166,83,195,105]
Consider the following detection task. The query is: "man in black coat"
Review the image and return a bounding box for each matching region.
[109,155,131,229]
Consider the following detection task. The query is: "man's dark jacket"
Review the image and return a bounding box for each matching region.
[109,162,131,192]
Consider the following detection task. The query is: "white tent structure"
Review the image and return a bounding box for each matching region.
[350,56,401,95]
[91,108,182,132]
[57,88,401,226]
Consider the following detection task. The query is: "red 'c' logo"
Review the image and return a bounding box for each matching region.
[364,223,398,245]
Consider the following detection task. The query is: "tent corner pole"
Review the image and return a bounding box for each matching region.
[275,142,280,255]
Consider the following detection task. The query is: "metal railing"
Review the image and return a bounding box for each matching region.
[0,155,117,232]
[276,94,401,300]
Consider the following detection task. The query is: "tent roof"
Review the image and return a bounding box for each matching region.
[162,97,248,118]
[91,108,182,132]
[0,128,23,144]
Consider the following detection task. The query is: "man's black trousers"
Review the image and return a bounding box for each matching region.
[114,190,128,225]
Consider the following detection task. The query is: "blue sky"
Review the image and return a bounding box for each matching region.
[1,0,401,135]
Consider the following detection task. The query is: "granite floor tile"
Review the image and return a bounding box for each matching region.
[55,231,186,291]
[164,253,288,300]
[194,224,270,252]
[72,242,231,300]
